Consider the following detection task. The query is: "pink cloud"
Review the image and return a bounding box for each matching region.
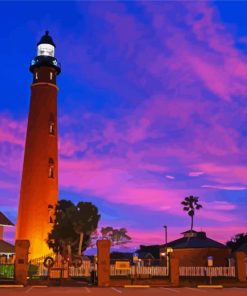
[189,172,204,177]
[0,115,26,146]
[200,226,247,244]
[201,184,247,191]
[0,180,18,190]
[165,175,175,180]
[195,163,247,185]
[124,225,247,246]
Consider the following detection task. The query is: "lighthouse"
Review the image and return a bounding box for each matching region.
[16,31,61,259]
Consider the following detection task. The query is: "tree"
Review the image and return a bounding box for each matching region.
[226,233,247,252]
[47,199,100,257]
[101,226,114,239]
[47,200,77,257]
[100,226,131,246]
[181,195,202,233]
[67,202,100,256]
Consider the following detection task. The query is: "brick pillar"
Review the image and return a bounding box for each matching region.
[97,240,111,287]
[235,251,246,282]
[170,252,179,286]
[15,240,30,285]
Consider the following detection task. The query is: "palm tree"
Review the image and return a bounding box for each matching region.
[181,195,202,233]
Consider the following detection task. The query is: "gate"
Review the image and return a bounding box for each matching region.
[29,254,92,281]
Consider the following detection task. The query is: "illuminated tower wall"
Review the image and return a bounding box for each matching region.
[16,31,61,259]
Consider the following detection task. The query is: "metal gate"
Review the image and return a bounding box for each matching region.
[29,254,92,281]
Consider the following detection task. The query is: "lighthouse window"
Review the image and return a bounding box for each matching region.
[49,113,55,135]
[48,158,54,178]
[35,72,38,80]
[48,167,54,178]
[49,122,55,135]
[50,72,53,80]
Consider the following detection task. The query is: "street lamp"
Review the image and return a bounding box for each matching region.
[163,225,168,274]
[163,225,167,251]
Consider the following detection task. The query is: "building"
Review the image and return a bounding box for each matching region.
[0,212,15,263]
[165,230,230,266]
[138,230,230,266]
[16,31,61,259]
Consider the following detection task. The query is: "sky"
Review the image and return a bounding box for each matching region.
[1,0,247,251]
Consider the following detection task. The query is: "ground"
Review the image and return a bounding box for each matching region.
[0,287,247,296]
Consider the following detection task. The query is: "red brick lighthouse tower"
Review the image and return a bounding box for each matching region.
[16,31,61,259]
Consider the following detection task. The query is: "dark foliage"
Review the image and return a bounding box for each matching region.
[226,233,247,252]
[47,199,100,256]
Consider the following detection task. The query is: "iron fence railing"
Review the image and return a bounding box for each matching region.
[110,265,168,277]
[179,266,235,277]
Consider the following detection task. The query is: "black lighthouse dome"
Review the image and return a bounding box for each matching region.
[37,31,56,47]
[30,31,61,75]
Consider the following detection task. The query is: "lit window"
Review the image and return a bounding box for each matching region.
[50,72,53,80]
[48,158,54,178]
[49,113,55,135]
[49,122,55,135]
[35,72,38,80]
[48,167,54,178]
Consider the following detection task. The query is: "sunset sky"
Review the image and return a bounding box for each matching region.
[1,1,247,250]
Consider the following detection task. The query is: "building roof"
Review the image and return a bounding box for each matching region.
[181,230,198,234]
[37,31,56,47]
[138,231,227,257]
[164,231,227,249]
[0,212,14,226]
[0,240,15,254]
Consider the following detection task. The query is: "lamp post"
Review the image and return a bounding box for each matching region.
[163,225,168,275]
[163,225,167,251]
